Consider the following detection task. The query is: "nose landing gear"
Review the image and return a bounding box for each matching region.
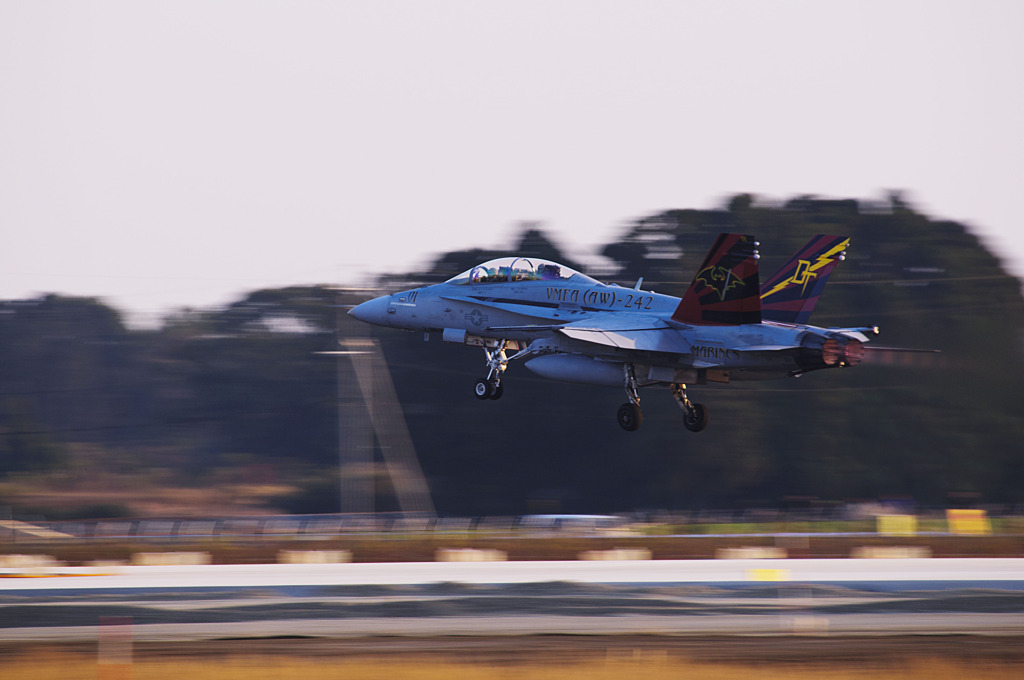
[474,377,504,400]
[473,340,527,401]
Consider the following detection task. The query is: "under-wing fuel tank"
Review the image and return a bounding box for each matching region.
[525,354,624,386]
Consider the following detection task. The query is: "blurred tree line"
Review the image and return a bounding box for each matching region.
[1,195,1022,516]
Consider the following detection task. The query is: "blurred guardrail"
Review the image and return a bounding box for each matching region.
[1,507,1022,542]
[0,513,632,542]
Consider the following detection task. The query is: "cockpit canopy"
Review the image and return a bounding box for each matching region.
[445,257,597,285]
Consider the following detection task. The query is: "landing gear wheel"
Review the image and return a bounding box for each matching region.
[683,402,709,432]
[474,378,492,400]
[617,402,643,432]
[488,382,504,400]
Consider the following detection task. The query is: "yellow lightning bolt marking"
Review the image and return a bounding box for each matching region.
[760,238,850,300]
[791,260,816,294]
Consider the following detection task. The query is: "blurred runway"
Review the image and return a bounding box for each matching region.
[3,557,1024,589]
[2,559,1023,641]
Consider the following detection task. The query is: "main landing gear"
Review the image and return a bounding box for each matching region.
[473,340,526,401]
[617,364,644,431]
[616,365,710,432]
[671,383,709,432]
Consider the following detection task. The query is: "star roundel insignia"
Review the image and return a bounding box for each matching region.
[466,309,489,327]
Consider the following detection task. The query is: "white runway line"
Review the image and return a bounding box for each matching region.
[1,558,1023,591]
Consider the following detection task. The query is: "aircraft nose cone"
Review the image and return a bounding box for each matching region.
[348,295,392,326]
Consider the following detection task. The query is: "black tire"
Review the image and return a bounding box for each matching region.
[488,382,504,400]
[684,402,709,432]
[474,378,492,400]
[617,402,643,431]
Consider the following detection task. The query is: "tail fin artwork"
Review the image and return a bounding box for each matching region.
[760,235,849,324]
[672,233,761,326]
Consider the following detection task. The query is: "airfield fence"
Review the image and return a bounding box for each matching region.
[2,506,1023,542]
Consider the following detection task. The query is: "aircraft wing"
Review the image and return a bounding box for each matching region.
[555,315,692,354]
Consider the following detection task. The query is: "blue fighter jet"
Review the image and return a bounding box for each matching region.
[349,233,876,431]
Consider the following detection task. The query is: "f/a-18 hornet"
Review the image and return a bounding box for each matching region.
[350,233,876,431]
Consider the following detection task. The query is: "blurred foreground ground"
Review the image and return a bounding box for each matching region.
[3,531,1023,677]
[4,513,1022,677]
[2,637,1024,679]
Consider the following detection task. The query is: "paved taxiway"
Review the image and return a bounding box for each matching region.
[2,558,1022,641]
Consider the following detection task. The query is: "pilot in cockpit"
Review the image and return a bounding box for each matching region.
[538,264,561,280]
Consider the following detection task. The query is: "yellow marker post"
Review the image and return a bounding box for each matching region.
[946,509,992,535]
[877,514,918,537]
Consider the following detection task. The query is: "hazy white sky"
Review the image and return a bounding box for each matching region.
[2,1,1022,326]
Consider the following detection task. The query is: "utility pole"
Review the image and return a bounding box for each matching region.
[343,337,435,516]
[329,291,435,517]
[335,301,374,514]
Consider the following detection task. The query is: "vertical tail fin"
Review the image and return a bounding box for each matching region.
[760,235,849,324]
[672,233,761,326]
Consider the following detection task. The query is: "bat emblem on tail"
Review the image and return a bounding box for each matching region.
[673,234,761,326]
[696,265,745,301]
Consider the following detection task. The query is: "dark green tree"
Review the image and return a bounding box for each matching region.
[2,197,1021,515]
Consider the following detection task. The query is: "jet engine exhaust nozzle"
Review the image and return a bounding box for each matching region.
[800,333,864,370]
[822,337,864,367]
